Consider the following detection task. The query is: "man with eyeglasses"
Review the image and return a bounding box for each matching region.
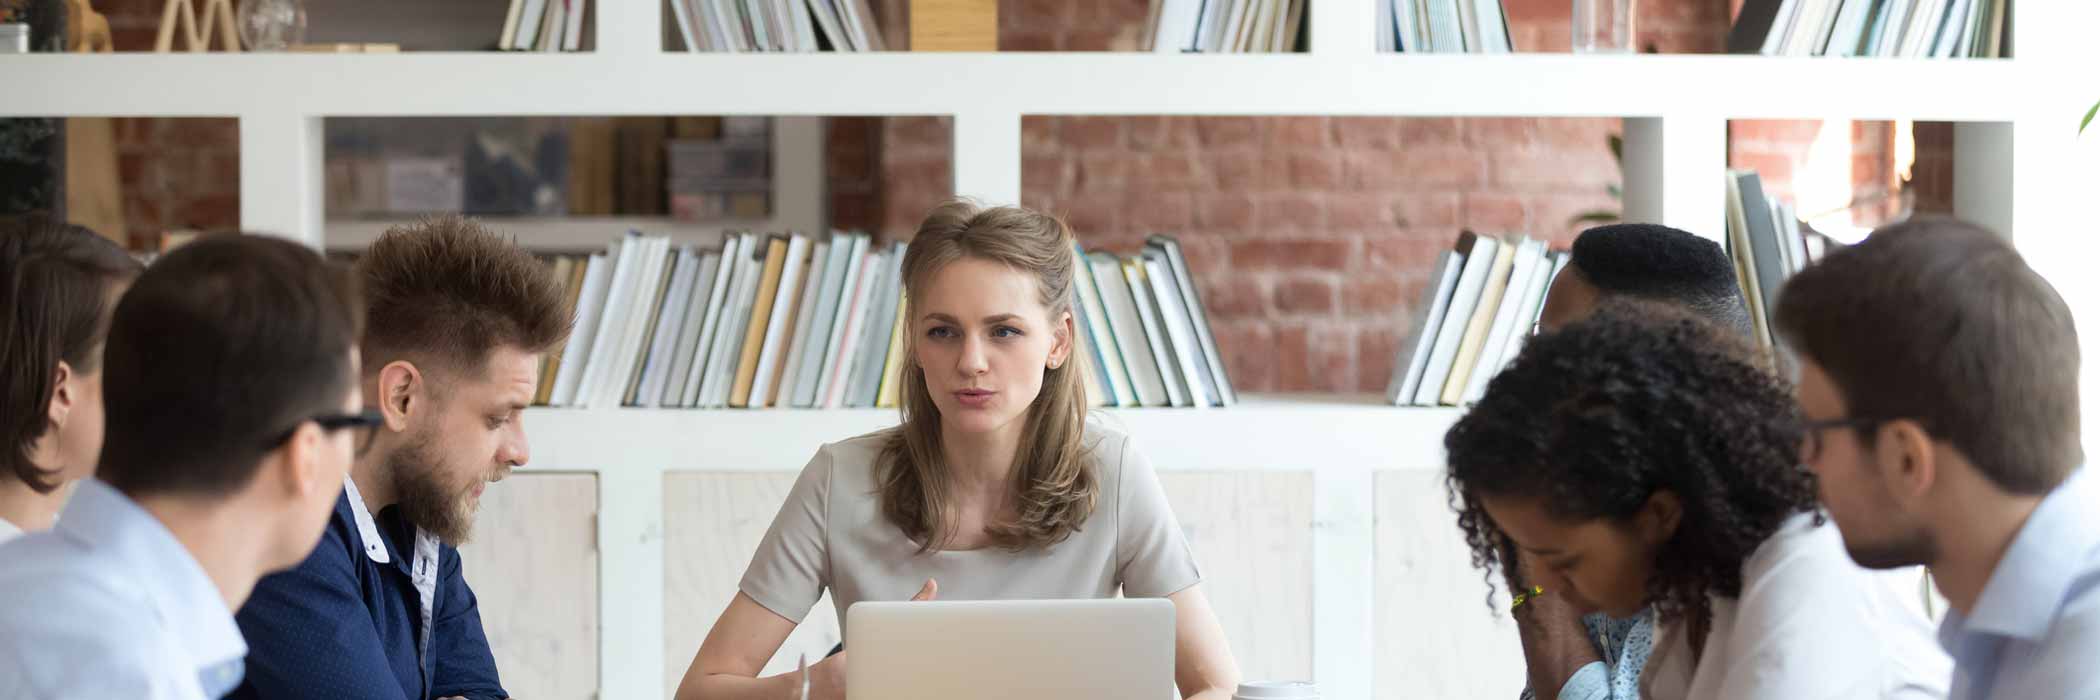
[1779,216,2094,700]
[232,216,571,700]
[0,234,371,699]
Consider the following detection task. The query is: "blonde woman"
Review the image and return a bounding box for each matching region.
[677,200,1242,700]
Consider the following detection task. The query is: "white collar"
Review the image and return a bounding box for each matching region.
[342,476,392,564]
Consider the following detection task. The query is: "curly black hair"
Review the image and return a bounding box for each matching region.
[1443,299,1814,624]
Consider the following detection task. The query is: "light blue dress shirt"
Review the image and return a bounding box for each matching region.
[1938,465,2100,700]
[0,479,248,700]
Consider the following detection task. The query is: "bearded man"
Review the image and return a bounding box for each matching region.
[231,216,571,700]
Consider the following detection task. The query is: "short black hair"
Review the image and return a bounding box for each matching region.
[0,217,140,493]
[1569,223,1752,336]
[1445,300,1813,622]
[98,235,365,498]
[1777,216,2081,495]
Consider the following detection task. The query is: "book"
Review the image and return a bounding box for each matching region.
[1149,235,1234,406]
[703,235,765,407]
[848,244,905,408]
[776,238,833,405]
[636,247,701,406]
[664,251,723,406]
[562,0,587,51]
[1462,237,1546,404]
[551,252,612,406]
[1724,172,1775,353]
[501,0,529,50]
[1123,258,1189,407]
[1387,249,1463,405]
[611,238,675,407]
[1074,245,1137,407]
[1440,235,1517,406]
[1489,242,1555,396]
[809,236,872,407]
[1073,293,1111,408]
[1142,251,1210,409]
[789,235,844,405]
[573,233,643,408]
[513,0,549,49]
[534,256,579,406]
[539,0,564,52]
[682,236,743,406]
[1730,0,1787,53]
[731,236,790,408]
[808,0,853,50]
[1091,252,1168,406]
[1153,0,1203,52]
[824,250,884,408]
[1735,171,1787,341]
[751,235,813,408]
[1414,233,1498,406]
[875,292,908,408]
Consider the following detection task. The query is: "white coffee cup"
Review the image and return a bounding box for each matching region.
[1234,680,1319,700]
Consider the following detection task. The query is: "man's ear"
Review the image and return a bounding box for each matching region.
[46,360,76,429]
[376,360,423,433]
[267,420,328,501]
[1877,420,1939,504]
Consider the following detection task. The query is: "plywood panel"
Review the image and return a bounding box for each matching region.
[663,472,842,697]
[1158,471,1315,684]
[1374,470,1522,700]
[458,472,600,700]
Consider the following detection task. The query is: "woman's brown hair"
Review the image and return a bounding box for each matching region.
[0,218,142,493]
[878,199,1097,552]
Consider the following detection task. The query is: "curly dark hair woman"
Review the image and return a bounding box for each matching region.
[1442,299,1952,698]
[1446,299,1810,624]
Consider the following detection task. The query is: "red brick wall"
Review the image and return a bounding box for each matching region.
[110,117,241,244]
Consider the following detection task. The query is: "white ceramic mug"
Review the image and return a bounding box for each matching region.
[1234,680,1319,700]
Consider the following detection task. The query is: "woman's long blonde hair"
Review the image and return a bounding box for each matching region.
[878,198,1096,553]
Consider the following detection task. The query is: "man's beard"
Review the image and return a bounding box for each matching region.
[386,431,479,545]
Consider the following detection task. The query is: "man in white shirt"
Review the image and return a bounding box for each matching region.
[0,234,374,700]
[1778,216,2095,700]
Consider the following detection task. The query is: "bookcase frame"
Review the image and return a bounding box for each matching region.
[11,3,2098,698]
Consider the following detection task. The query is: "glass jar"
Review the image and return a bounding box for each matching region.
[237,0,307,51]
[1572,0,1635,53]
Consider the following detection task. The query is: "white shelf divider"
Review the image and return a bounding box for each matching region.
[1624,114,1729,242]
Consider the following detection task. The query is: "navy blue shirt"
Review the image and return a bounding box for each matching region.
[230,490,507,700]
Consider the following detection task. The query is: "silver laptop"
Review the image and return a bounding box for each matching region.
[845,598,1176,700]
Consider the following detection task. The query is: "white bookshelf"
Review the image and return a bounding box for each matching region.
[15,2,2100,698]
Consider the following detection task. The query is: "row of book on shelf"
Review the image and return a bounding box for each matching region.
[1728,0,2009,58]
[499,0,591,52]
[1146,0,1308,53]
[534,231,1236,410]
[1377,0,1513,53]
[1385,169,1823,406]
[668,0,887,52]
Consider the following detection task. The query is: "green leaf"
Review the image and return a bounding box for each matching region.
[1608,134,1624,164]
[1568,210,1622,226]
[2083,100,2099,135]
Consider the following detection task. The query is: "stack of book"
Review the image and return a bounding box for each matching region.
[499,0,592,52]
[1146,0,1308,53]
[1379,0,1513,53]
[1384,233,1563,407]
[533,231,1235,410]
[1725,169,1827,355]
[668,0,886,52]
[1069,237,1237,408]
[1727,0,2010,58]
